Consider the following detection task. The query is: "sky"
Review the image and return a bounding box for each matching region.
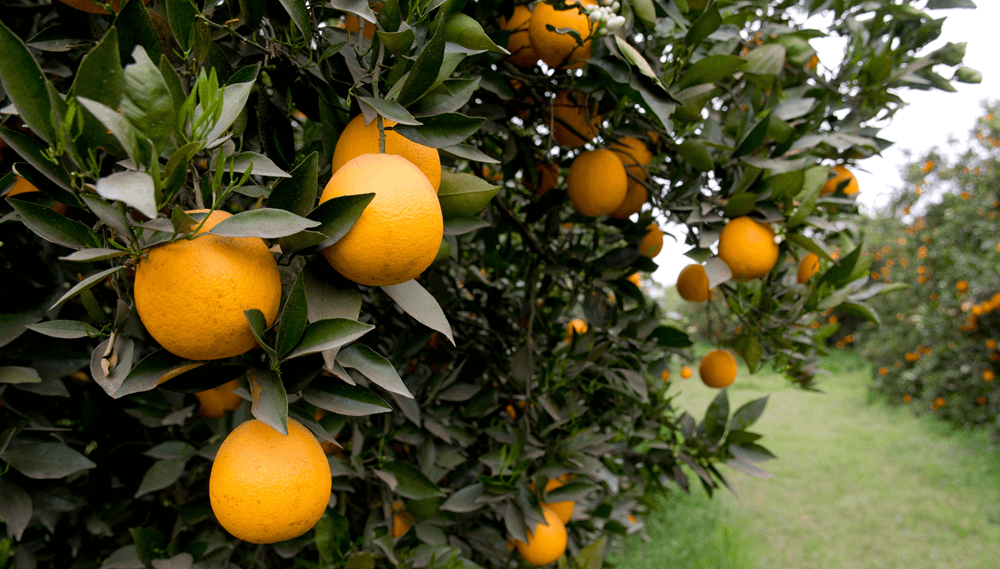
[651,1,999,287]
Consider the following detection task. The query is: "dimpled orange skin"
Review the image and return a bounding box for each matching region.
[195,379,243,418]
[567,149,627,217]
[540,478,575,525]
[332,115,441,193]
[528,0,596,69]
[500,5,539,67]
[677,264,710,302]
[320,154,443,286]
[551,90,600,148]
[640,223,663,258]
[134,210,280,361]
[209,419,332,544]
[610,137,653,181]
[717,216,779,280]
[797,253,820,284]
[820,165,859,195]
[700,349,738,388]
[515,507,568,566]
[610,179,648,219]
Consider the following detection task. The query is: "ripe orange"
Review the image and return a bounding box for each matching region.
[57,0,148,14]
[609,179,648,219]
[550,90,600,148]
[807,54,819,70]
[627,272,641,287]
[500,6,538,67]
[610,137,653,181]
[525,160,560,195]
[717,216,779,280]
[195,379,243,418]
[699,349,738,388]
[134,210,281,361]
[332,115,441,193]
[984,370,995,382]
[209,418,331,544]
[661,370,671,381]
[797,253,820,284]
[344,14,376,39]
[956,280,968,292]
[820,165,859,195]
[565,318,587,341]
[676,264,710,302]
[391,502,412,538]
[514,507,567,566]
[5,177,68,214]
[527,0,596,69]
[538,478,574,525]
[680,366,692,379]
[319,154,443,286]
[639,223,663,258]
[878,367,888,376]
[567,149,627,216]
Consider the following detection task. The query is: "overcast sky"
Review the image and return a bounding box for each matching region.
[652,1,998,287]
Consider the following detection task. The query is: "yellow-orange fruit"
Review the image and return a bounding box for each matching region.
[680,366,693,379]
[565,318,587,341]
[539,478,574,525]
[332,115,441,193]
[639,223,663,258]
[567,149,627,216]
[514,507,568,566]
[550,90,600,148]
[717,217,779,280]
[195,379,243,418]
[525,160,560,195]
[797,253,820,284]
[610,137,653,180]
[500,6,538,67]
[699,349,738,388]
[609,179,648,219]
[676,264,710,302]
[344,14,377,39]
[527,0,596,69]
[820,165,859,195]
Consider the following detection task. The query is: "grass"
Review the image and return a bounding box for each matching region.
[610,352,1000,568]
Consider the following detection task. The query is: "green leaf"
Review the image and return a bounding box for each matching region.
[685,4,722,46]
[26,320,100,339]
[743,44,786,75]
[0,313,39,349]
[785,233,831,261]
[144,441,198,460]
[0,478,32,541]
[356,97,422,126]
[439,483,484,513]
[115,349,205,398]
[277,0,311,40]
[0,440,96,479]
[724,458,774,478]
[677,55,746,89]
[437,172,500,220]
[443,217,490,236]
[60,248,131,262]
[733,114,771,158]
[411,78,480,118]
[786,165,827,228]
[614,36,664,89]
[741,335,762,373]
[305,193,376,252]
[302,380,392,416]
[822,244,863,287]
[650,326,693,347]
[205,78,256,145]
[0,20,56,143]
[377,27,416,56]
[130,527,166,567]
[0,128,73,191]
[926,0,976,8]
[120,46,175,152]
[243,308,278,359]
[8,199,102,250]
[166,0,199,52]
[209,208,319,239]
[676,139,714,172]
[702,388,729,444]
[96,170,158,220]
[248,367,289,435]
[722,193,757,217]
[0,366,41,385]
[114,0,164,64]
[81,194,134,240]
[70,28,123,149]
[134,459,186,498]
[76,97,139,164]
[229,152,292,177]
[381,461,446,500]
[283,318,374,360]
[337,344,412,398]
[276,272,309,358]
[574,536,606,569]
[396,21,446,106]
[443,13,508,55]
[268,152,319,217]
[393,113,485,148]
[954,66,982,84]
[836,301,880,325]
[439,143,499,164]
[632,0,656,26]
[381,280,454,345]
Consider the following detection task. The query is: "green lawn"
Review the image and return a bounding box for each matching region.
[611,353,1000,568]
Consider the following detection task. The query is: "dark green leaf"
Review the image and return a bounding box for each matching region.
[786,233,831,261]
[209,208,319,239]
[70,28,123,149]
[702,388,729,443]
[439,143,499,164]
[337,344,412,398]
[722,193,757,217]
[1,440,96,479]
[650,326,693,347]
[134,459,186,498]
[443,217,490,235]
[268,152,318,217]
[723,458,774,478]
[247,367,288,435]
[276,272,309,358]
[685,4,722,46]
[0,313,40,348]
[733,114,771,158]
[26,320,100,339]
[96,170,158,220]
[926,0,976,8]
[438,171,500,220]
[677,55,746,89]
[114,0,164,64]
[412,79,480,118]
[0,128,73,191]
[0,366,41,385]
[282,193,374,254]
[393,113,485,148]
[381,280,454,345]
[836,301,880,325]
[145,441,198,460]
[443,13,507,55]
[277,0,311,39]
[396,22,446,106]
[8,199,101,250]
[439,483,484,513]
[229,152,292,177]
[76,97,139,164]
[130,527,166,567]
[786,165,827,228]
[381,461,445,500]
[676,139,714,172]
[357,97,422,126]
[574,536,606,569]
[743,44,786,75]
[115,350,205,398]
[120,46,175,152]
[0,478,32,541]
[243,308,278,359]
[302,380,392,416]
[729,396,768,431]
[166,0,199,51]
[283,318,374,360]
[50,266,125,310]
[0,20,56,143]
[60,248,130,263]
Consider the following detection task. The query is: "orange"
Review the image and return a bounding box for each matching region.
[676,264,710,302]
[956,280,968,292]
[525,160,560,195]
[550,90,600,148]
[639,223,663,258]
[984,370,995,382]
[797,253,820,284]
[319,154,443,286]
[627,272,641,287]
[195,379,243,418]
[699,349,738,388]
[332,115,441,193]
[820,165,859,195]
[661,370,670,381]
[717,216,778,280]
[567,149,627,216]
[528,0,595,69]
[6,177,68,214]
[609,179,648,219]
[134,210,281,361]
[807,54,819,70]
[500,6,538,67]
[680,366,692,379]
[57,0,148,14]
[538,478,574,525]
[209,418,331,544]
[514,507,567,566]
[344,15,376,39]
[391,502,412,538]
[565,318,587,341]
[610,137,653,181]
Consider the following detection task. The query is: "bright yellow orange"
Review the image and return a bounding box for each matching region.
[627,273,641,287]
[134,210,280,361]
[567,149,627,216]
[565,318,587,341]
[514,507,567,566]
[797,253,820,284]
[609,179,647,219]
[699,349,738,388]
[528,0,596,69]
[538,478,574,525]
[639,223,663,258]
[57,0,148,14]
[661,370,671,381]
[717,217,778,280]
[500,6,538,67]
[984,370,995,382]
[550,90,600,147]
[820,165,859,195]
[332,115,441,193]
[956,280,968,292]
[209,419,331,544]
[610,137,653,181]
[676,264,710,302]
[195,379,243,418]
[320,154,443,286]
[680,366,692,379]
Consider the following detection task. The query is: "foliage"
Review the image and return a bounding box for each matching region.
[0,0,976,567]
[857,102,1000,439]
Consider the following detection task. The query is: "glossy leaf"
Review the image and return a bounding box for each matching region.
[0,478,32,541]
[166,0,199,51]
[115,350,205,398]
[0,20,55,143]
[394,113,486,148]
[134,459,187,498]
[337,344,412,398]
[209,208,319,239]
[70,28,123,148]
[120,46,175,152]
[437,171,500,220]
[396,20,446,106]
[96,170,158,220]
[381,280,454,345]
[357,97,422,126]
[268,151,318,217]
[1,440,96,479]
[443,14,507,55]
[243,308,278,359]
[248,367,289,435]
[276,272,309,358]
[380,461,445,500]
[302,381,392,416]
[0,128,73,191]
[50,266,125,310]
[283,318,374,360]
[26,320,100,339]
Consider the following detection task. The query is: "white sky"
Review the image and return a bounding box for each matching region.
[651,1,998,287]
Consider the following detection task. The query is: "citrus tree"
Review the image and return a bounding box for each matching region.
[858,102,999,438]
[0,0,977,567]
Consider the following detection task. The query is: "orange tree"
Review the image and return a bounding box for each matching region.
[0,0,976,567]
[858,102,999,438]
